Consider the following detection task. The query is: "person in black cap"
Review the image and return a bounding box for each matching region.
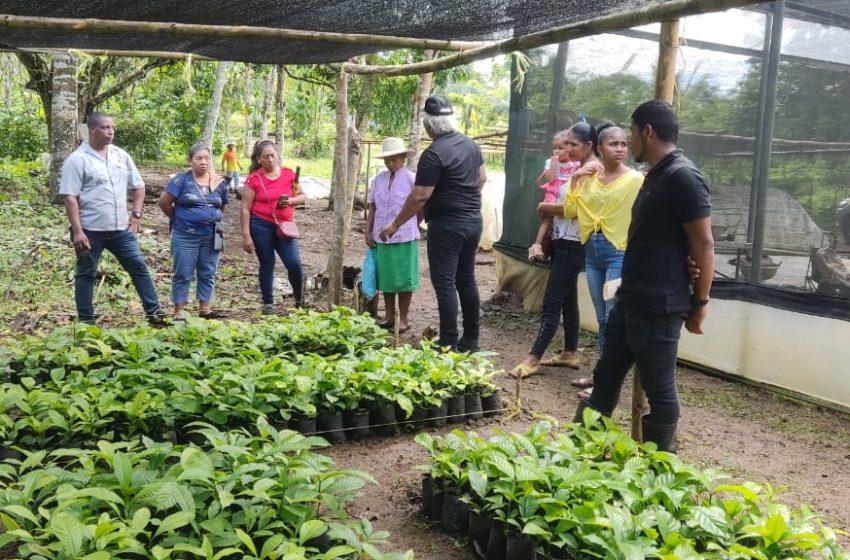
[380,94,487,352]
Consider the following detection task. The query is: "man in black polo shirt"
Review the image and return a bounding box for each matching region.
[380,95,487,351]
[575,100,715,452]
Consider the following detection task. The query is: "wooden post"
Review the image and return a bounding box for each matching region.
[631,19,681,442]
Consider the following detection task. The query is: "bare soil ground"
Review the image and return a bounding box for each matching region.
[19,172,850,557]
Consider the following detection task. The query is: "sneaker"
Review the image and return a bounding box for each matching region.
[261,303,275,315]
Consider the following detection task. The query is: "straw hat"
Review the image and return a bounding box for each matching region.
[375,137,408,159]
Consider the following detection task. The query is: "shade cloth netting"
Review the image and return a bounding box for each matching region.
[0,0,654,64]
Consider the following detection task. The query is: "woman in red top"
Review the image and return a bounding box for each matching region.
[241,140,306,313]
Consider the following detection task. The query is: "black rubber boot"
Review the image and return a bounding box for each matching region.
[572,399,610,424]
[641,415,678,454]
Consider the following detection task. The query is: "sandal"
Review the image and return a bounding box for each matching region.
[199,310,225,319]
[576,387,593,400]
[570,376,594,389]
[540,354,581,368]
[508,363,539,379]
[378,321,395,330]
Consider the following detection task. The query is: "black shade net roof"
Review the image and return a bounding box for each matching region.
[0,0,678,64]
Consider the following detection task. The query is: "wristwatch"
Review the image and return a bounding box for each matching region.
[131,210,143,219]
[690,293,710,308]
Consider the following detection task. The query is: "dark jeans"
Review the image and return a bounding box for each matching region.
[426,216,482,350]
[75,229,161,323]
[587,303,687,424]
[250,216,303,305]
[530,238,584,358]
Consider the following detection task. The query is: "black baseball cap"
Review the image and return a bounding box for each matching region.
[424,95,453,116]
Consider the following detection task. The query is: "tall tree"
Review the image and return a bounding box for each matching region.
[0,54,16,110]
[327,70,349,306]
[48,52,78,197]
[201,61,230,148]
[259,67,276,140]
[242,65,254,157]
[274,64,286,156]
[407,50,436,170]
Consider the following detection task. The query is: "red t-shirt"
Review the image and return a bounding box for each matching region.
[245,167,296,223]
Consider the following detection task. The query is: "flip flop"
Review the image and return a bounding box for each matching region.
[397,325,410,334]
[570,376,594,389]
[540,355,581,368]
[508,363,539,379]
[378,321,395,330]
[576,387,593,400]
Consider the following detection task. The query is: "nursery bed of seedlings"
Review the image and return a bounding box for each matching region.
[0,308,504,559]
[417,413,850,560]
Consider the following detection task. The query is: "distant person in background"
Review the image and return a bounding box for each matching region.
[158,144,229,319]
[241,140,306,314]
[59,112,167,326]
[508,122,600,379]
[562,122,644,398]
[221,142,243,191]
[380,95,486,352]
[366,137,420,333]
[575,101,714,454]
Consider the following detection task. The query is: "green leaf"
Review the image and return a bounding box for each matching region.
[153,510,195,537]
[235,528,258,555]
[690,506,730,540]
[81,553,111,560]
[131,507,151,532]
[299,519,328,543]
[113,451,133,490]
[48,511,85,558]
[1,505,40,526]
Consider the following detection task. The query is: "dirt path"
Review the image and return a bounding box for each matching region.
[81,189,850,557]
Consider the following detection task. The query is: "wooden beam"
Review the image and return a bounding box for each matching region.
[615,29,850,74]
[0,14,484,52]
[341,0,767,75]
[0,47,215,60]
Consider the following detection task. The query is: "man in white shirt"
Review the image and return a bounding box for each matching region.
[59,112,165,325]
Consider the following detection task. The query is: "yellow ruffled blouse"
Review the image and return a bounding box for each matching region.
[563,169,645,250]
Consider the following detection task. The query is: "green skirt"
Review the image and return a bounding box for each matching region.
[375,240,419,293]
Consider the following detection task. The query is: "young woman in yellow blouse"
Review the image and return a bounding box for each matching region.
[564,123,644,378]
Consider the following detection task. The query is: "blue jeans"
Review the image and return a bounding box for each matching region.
[584,233,624,351]
[250,216,303,305]
[530,238,584,358]
[426,217,482,351]
[171,228,220,305]
[587,303,687,424]
[74,229,161,323]
[226,171,240,190]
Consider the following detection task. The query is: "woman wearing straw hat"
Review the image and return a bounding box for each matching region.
[365,137,421,333]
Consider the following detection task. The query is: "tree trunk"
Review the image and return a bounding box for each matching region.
[275,64,286,156]
[15,53,52,140]
[201,61,229,148]
[326,70,349,306]
[49,52,78,199]
[350,70,374,204]
[344,125,362,230]
[407,50,435,171]
[1,54,15,110]
[260,66,276,139]
[242,64,254,157]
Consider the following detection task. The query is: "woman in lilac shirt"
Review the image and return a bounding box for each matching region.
[365,137,421,333]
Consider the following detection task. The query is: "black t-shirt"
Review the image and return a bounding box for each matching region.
[617,150,711,314]
[415,131,483,221]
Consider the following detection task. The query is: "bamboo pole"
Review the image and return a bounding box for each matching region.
[0,14,483,52]
[630,19,681,442]
[340,0,765,76]
[0,47,215,60]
